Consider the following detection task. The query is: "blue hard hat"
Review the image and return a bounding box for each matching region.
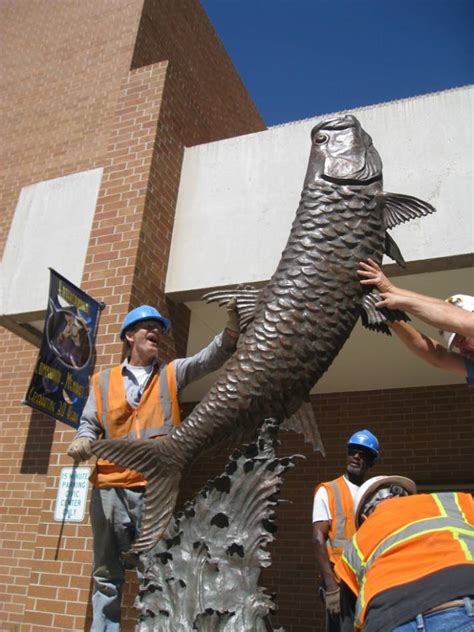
[119,305,171,340]
[347,429,380,458]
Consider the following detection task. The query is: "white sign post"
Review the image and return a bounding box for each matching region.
[54,466,90,522]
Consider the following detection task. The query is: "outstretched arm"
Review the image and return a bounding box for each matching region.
[358,259,474,337]
[173,299,240,390]
[387,296,474,337]
[389,321,467,376]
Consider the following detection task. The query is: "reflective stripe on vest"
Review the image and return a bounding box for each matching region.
[156,363,174,437]
[328,479,348,550]
[98,369,112,438]
[351,492,474,628]
[314,476,355,566]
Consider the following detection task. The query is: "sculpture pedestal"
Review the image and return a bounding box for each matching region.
[135,419,301,631]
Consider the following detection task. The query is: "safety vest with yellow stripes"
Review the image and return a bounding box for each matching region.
[315,475,357,565]
[336,492,474,631]
[90,363,180,488]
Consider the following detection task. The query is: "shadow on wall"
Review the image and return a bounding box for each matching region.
[21,409,55,474]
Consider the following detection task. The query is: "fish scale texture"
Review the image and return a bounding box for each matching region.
[171,178,385,465]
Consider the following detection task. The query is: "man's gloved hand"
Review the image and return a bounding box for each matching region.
[67,438,93,462]
[225,297,240,336]
[325,587,341,616]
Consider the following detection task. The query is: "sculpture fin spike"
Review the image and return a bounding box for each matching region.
[384,232,406,267]
[91,439,182,553]
[360,290,410,335]
[281,401,325,456]
[382,192,436,230]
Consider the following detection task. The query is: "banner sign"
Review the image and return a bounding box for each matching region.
[24,269,103,428]
[54,466,91,522]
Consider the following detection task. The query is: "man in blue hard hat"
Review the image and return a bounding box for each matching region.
[312,429,380,632]
[67,301,240,631]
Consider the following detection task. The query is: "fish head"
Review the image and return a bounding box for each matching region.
[304,115,383,185]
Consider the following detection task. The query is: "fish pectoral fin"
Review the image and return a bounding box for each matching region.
[384,232,406,267]
[203,285,261,333]
[360,290,410,335]
[382,192,436,230]
[281,401,325,456]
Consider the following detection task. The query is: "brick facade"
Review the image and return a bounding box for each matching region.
[0,1,264,629]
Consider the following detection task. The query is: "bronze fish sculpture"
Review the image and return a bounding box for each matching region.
[92,114,435,552]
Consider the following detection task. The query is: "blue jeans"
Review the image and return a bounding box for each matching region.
[392,597,474,632]
[90,487,145,631]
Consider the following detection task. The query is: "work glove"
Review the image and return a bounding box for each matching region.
[67,438,93,462]
[325,587,341,616]
[225,297,240,335]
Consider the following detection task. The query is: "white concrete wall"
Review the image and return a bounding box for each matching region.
[1,168,103,317]
[166,86,473,297]
[180,266,473,402]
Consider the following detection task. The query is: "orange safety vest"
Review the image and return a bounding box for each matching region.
[314,475,356,565]
[90,363,181,488]
[336,492,474,630]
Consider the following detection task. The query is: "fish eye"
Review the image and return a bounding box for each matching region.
[314,133,329,145]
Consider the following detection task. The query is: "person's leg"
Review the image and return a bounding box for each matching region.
[115,488,145,585]
[339,583,355,632]
[90,488,125,632]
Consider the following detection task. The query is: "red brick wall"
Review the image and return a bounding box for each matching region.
[0,0,145,258]
[182,384,474,632]
[130,0,264,144]
[0,1,265,629]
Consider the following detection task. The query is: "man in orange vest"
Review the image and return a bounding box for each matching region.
[312,429,379,631]
[67,302,240,631]
[336,475,474,632]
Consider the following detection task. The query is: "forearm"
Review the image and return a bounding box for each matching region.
[385,285,443,304]
[390,321,467,375]
[174,331,237,389]
[313,539,338,590]
[75,390,102,441]
[398,296,474,337]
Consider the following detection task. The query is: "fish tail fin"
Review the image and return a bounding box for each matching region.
[131,468,181,554]
[360,289,410,335]
[91,438,183,553]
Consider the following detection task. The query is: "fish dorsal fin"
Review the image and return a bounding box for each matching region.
[281,400,325,456]
[384,232,406,267]
[203,286,260,333]
[360,289,410,335]
[382,192,436,230]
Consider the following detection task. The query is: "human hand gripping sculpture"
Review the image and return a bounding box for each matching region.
[92,115,436,553]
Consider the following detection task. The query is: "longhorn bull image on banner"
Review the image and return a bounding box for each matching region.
[92,115,435,559]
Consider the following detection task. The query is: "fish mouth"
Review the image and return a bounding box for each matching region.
[320,172,382,185]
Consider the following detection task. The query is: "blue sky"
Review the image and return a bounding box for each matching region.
[201,0,473,126]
